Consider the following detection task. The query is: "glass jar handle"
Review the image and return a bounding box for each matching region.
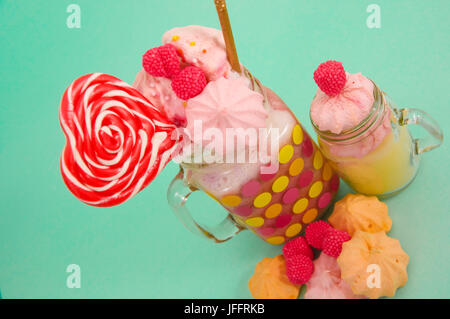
[398,108,443,155]
[167,168,244,243]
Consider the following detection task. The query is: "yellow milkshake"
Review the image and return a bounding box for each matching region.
[319,124,417,196]
[310,61,420,197]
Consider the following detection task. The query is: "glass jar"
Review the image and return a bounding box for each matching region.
[167,70,340,244]
[311,81,443,197]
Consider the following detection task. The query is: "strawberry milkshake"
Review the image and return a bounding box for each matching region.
[134,26,340,244]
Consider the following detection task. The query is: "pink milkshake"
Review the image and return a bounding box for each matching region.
[134,26,340,244]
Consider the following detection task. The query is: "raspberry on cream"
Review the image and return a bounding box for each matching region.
[313,60,346,97]
[171,66,207,100]
[311,71,375,134]
[310,61,393,158]
[142,44,181,79]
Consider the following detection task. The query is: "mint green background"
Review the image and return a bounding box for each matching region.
[0,0,449,299]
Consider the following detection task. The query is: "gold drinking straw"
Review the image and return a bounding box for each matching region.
[214,0,241,73]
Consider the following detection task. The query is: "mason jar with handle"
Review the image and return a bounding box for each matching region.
[167,70,340,244]
[311,81,443,197]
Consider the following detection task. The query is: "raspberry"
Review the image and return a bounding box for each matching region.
[282,236,313,260]
[305,220,332,249]
[142,44,180,78]
[158,44,181,78]
[313,60,347,97]
[285,255,314,285]
[322,228,351,258]
[171,66,207,100]
[143,47,165,77]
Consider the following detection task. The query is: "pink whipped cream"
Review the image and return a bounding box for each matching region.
[311,72,392,158]
[132,69,186,126]
[311,72,374,134]
[162,25,232,81]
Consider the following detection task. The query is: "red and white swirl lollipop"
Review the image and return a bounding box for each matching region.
[59,73,180,207]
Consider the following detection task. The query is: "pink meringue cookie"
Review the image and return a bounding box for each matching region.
[185,77,267,147]
[311,72,375,134]
[162,25,232,81]
[305,253,365,299]
[132,69,187,126]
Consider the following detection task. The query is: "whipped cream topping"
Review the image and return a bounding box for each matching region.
[311,72,393,158]
[162,25,231,81]
[132,69,186,126]
[311,72,375,134]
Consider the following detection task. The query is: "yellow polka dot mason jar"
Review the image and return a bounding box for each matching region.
[167,69,340,244]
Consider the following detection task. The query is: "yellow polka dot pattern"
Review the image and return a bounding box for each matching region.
[309,181,323,198]
[279,145,294,164]
[303,208,318,224]
[272,176,289,193]
[245,217,265,227]
[293,198,309,214]
[322,162,333,181]
[313,151,324,170]
[285,223,302,237]
[223,125,333,244]
[221,195,242,207]
[289,158,304,176]
[254,192,272,208]
[265,203,282,218]
[266,236,285,245]
[292,125,303,145]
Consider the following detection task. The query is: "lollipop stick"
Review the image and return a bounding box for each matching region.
[214,0,241,73]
